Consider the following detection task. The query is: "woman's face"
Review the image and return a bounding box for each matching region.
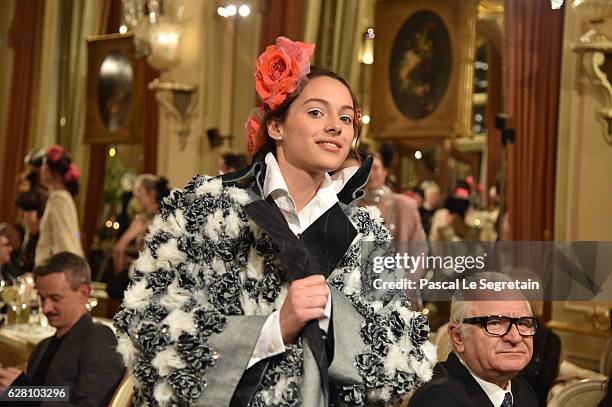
[367,156,387,189]
[133,183,156,212]
[271,76,356,174]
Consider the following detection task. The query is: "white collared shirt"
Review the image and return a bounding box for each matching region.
[248,153,358,368]
[458,356,513,407]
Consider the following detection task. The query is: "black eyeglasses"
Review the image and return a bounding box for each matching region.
[461,316,539,337]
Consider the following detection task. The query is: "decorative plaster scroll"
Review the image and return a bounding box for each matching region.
[574,43,612,144]
[149,78,198,150]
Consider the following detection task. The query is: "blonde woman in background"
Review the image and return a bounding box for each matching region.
[112,174,170,272]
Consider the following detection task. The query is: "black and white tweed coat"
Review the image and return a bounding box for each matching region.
[113,159,436,406]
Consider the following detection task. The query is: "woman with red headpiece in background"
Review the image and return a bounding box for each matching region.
[34,145,84,266]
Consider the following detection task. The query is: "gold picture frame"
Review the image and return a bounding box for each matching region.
[84,33,145,144]
[371,0,477,140]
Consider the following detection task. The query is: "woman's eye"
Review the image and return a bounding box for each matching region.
[340,115,353,124]
[307,109,323,118]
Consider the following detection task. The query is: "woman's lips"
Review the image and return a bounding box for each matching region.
[316,141,341,152]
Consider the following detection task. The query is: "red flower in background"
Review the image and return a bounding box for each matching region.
[46,145,65,163]
[64,163,80,182]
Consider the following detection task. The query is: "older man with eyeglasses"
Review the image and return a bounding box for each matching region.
[409,273,539,407]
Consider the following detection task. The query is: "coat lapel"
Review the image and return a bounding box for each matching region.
[26,339,51,379]
[244,197,316,282]
[337,155,373,205]
[300,203,357,277]
[445,352,495,407]
[45,314,93,382]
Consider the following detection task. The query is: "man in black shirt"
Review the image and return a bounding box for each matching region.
[0,252,124,406]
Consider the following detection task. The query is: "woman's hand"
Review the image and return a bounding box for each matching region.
[279,275,329,344]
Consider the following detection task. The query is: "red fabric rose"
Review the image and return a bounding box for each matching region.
[254,36,315,110]
[64,162,80,183]
[245,107,266,156]
[46,145,65,163]
[454,187,470,199]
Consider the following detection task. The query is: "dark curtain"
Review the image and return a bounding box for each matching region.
[506,0,564,241]
[258,0,307,53]
[0,0,45,222]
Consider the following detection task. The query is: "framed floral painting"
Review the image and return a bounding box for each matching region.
[371,0,477,139]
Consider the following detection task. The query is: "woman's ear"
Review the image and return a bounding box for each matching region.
[267,119,283,141]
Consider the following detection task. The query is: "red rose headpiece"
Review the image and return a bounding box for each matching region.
[245,37,315,156]
[255,36,315,110]
[245,107,266,156]
[46,145,65,163]
[453,187,470,199]
[64,162,80,183]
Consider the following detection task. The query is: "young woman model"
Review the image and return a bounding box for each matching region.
[115,37,435,406]
[35,145,83,266]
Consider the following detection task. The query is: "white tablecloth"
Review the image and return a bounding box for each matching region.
[0,316,115,346]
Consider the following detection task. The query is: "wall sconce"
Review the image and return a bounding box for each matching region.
[149,78,198,150]
[360,28,375,65]
[550,0,565,9]
[572,0,612,143]
[122,0,198,149]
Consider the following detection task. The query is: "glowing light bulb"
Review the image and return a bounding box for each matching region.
[226,5,237,16]
[239,5,250,17]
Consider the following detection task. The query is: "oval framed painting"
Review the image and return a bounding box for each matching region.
[389,10,452,121]
[85,33,144,144]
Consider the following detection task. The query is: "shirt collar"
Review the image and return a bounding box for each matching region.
[263,153,291,199]
[458,355,513,407]
[263,153,354,205]
[262,153,356,235]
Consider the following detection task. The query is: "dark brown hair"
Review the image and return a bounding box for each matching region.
[252,66,362,163]
[222,152,249,172]
[135,174,171,205]
[45,150,79,196]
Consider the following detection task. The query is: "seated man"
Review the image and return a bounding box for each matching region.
[0,234,18,281]
[0,252,124,406]
[0,223,28,278]
[409,273,538,407]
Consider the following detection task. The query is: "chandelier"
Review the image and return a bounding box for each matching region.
[550,0,564,9]
[121,0,185,70]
